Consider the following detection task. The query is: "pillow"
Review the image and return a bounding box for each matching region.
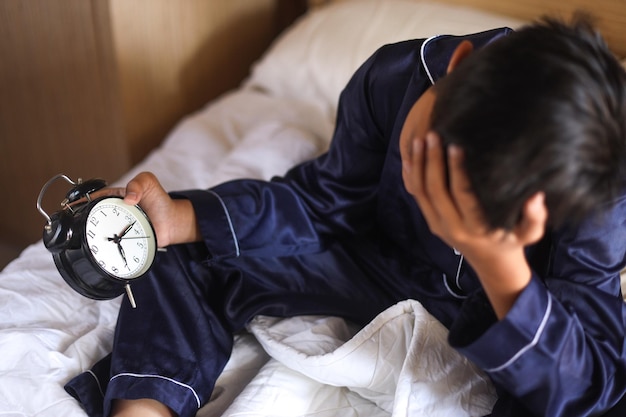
[245,0,524,119]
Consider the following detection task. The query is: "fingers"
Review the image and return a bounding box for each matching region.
[447,143,483,227]
[446,144,467,199]
[86,186,125,200]
[77,172,159,206]
[402,135,436,223]
[421,133,460,225]
[123,172,161,205]
[515,192,547,244]
[424,133,450,209]
[402,132,462,237]
[402,131,490,242]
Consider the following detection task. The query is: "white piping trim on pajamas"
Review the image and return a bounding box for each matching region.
[455,254,464,290]
[420,34,443,85]
[442,273,468,299]
[206,189,240,257]
[486,295,553,373]
[86,370,105,397]
[110,373,201,409]
[442,253,467,299]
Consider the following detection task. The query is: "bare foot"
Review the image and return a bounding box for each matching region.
[110,399,176,417]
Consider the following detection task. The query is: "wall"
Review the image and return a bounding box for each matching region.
[0,0,126,250]
[108,0,278,164]
[437,0,626,57]
[315,0,626,57]
[0,0,290,254]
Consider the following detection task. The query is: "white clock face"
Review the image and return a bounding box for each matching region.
[85,198,157,279]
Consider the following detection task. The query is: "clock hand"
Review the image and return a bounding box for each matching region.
[118,221,136,239]
[107,221,137,243]
[116,240,129,269]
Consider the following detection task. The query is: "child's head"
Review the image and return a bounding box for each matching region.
[431,16,626,230]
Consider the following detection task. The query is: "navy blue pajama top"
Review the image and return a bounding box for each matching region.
[175,29,626,416]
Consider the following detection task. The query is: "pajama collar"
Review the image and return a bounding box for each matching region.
[420,27,513,84]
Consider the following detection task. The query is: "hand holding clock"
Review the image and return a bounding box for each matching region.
[39,172,192,304]
[104,172,201,247]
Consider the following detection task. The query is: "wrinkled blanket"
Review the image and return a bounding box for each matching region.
[219,300,497,417]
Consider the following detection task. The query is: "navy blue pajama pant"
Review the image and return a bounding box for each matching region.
[65,239,422,417]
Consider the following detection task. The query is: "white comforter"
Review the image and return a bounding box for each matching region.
[0,88,496,416]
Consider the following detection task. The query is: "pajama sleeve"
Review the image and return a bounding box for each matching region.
[171,41,424,261]
[449,195,626,416]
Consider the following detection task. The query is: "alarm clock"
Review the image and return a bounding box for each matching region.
[37,174,158,308]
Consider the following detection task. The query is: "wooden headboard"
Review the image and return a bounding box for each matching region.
[309,0,626,58]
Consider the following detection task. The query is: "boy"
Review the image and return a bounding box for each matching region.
[66,17,626,417]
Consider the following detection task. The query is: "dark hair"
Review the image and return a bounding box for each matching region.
[431,15,626,230]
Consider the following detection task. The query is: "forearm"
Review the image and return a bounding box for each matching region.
[449,197,626,416]
[451,275,626,417]
[464,247,532,319]
[168,198,201,245]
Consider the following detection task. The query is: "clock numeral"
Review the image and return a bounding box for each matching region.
[91,245,99,254]
[112,266,119,274]
[89,217,99,227]
[98,260,106,268]
[87,230,96,239]
[137,242,144,249]
[133,255,140,263]
[112,207,119,216]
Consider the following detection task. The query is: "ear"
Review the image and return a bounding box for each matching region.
[446,40,474,74]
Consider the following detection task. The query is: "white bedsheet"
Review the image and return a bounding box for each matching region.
[0,88,496,416]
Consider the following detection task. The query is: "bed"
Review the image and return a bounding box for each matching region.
[2,0,626,416]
